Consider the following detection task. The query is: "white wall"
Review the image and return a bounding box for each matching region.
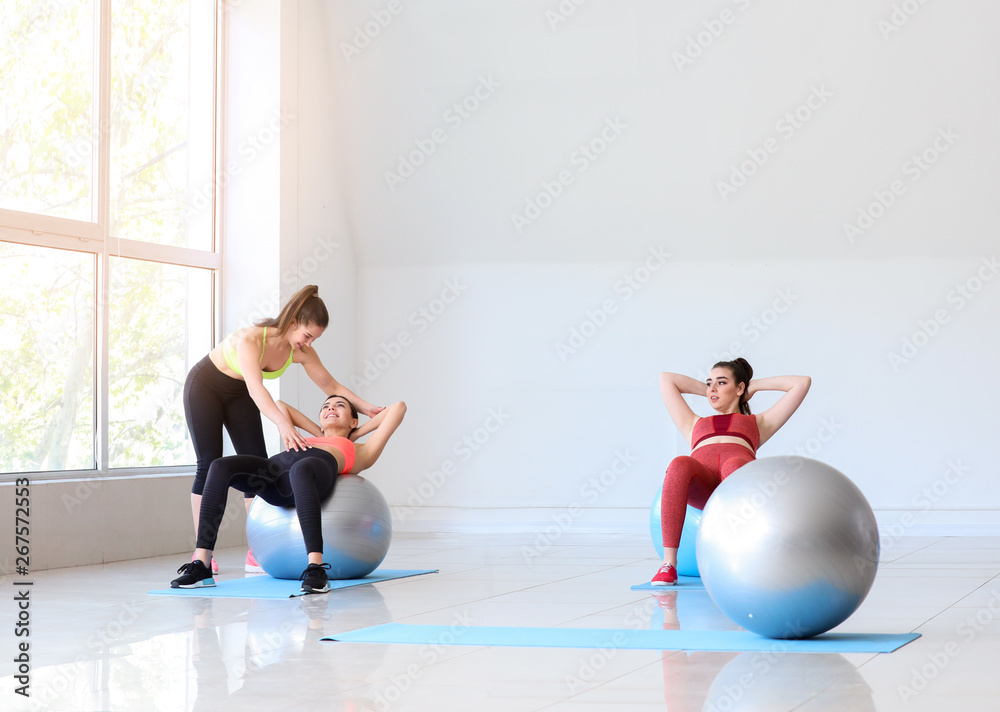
[356,259,1000,535]
[319,1,1000,535]
[329,0,998,265]
[282,1,359,420]
[225,0,358,439]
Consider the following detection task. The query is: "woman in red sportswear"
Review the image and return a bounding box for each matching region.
[651,358,811,585]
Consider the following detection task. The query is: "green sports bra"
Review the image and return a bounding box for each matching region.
[222,327,293,379]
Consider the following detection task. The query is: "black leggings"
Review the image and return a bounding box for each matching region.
[183,355,267,496]
[196,448,340,554]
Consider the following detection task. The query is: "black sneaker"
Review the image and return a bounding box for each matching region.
[299,563,332,594]
[171,559,216,589]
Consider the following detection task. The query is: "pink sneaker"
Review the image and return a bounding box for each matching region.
[245,549,264,574]
[651,563,677,586]
[193,553,219,574]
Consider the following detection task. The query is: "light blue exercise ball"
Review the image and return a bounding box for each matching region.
[246,475,392,580]
[696,456,879,639]
[649,489,702,577]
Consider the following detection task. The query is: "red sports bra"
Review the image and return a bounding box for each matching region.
[690,413,760,453]
[304,436,356,473]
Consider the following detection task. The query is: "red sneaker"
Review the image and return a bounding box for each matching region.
[651,563,677,586]
[245,549,264,574]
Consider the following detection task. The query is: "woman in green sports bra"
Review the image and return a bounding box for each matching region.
[182,285,381,572]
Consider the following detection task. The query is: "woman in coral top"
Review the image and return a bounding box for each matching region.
[184,285,381,573]
[652,358,811,585]
[171,396,406,594]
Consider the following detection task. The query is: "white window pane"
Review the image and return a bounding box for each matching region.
[0,1,95,221]
[108,257,212,468]
[0,241,96,472]
[109,0,216,249]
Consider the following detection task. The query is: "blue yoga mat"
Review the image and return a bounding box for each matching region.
[148,569,437,599]
[632,576,705,590]
[323,623,919,653]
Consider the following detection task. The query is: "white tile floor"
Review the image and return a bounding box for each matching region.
[2,534,1000,711]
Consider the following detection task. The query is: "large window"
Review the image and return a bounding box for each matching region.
[0,1,221,479]
[0,1,95,221]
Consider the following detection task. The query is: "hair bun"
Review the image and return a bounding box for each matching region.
[735,357,753,381]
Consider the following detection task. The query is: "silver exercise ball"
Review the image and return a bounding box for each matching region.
[246,474,392,580]
[696,456,879,639]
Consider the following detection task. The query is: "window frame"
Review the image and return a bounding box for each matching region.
[0,0,227,482]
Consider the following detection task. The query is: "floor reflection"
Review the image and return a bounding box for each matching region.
[651,590,876,712]
[189,584,391,708]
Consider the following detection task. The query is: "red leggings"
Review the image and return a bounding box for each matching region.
[660,443,755,548]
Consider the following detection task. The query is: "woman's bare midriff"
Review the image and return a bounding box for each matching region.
[690,435,755,454]
[207,347,239,378]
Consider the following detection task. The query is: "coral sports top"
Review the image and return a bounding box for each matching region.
[222,327,294,379]
[304,436,356,474]
[691,413,760,453]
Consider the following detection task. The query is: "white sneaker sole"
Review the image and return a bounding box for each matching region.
[172,578,216,589]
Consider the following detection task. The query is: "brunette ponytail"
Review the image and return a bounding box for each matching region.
[256,285,329,336]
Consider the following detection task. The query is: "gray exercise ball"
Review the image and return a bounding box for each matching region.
[246,474,392,580]
[696,456,879,639]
